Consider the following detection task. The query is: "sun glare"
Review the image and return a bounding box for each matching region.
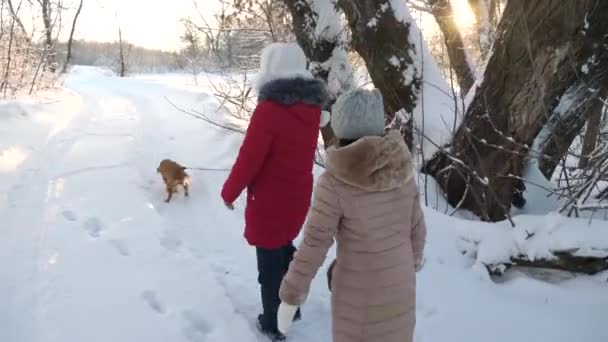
[451,0,476,29]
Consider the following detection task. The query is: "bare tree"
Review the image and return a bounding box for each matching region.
[37,0,57,72]
[115,23,127,77]
[179,25,204,85]
[62,0,84,73]
[6,0,27,38]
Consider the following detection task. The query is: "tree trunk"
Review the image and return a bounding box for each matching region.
[118,25,126,77]
[428,0,475,97]
[425,0,608,221]
[579,105,605,169]
[6,0,29,39]
[1,13,17,98]
[281,0,354,148]
[62,0,84,73]
[40,0,55,72]
[336,0,422,149]
[467,0,497,60]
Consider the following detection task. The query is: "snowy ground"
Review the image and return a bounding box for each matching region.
[1,67,607,342]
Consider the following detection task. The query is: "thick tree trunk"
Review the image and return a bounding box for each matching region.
[337,0,422,148]
[428,0,475,96]
[425,0,608,221]
[282,0,353,148]
[62,0,84,73]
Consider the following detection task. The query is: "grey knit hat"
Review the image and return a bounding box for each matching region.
[331,88,385,140]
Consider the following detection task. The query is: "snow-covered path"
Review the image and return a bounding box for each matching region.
[2,68,607,342]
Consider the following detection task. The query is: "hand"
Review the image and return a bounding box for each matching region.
[224,202,235,210]
[277,302,298,334]
[415,258,425,272]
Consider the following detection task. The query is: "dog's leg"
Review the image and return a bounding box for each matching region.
[165,185,173,203]
[183,183,189,197]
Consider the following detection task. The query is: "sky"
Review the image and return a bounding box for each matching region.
[71,0,212,51]
[19,0,473,52]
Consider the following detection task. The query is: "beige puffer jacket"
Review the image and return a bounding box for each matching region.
[279,130,427,342]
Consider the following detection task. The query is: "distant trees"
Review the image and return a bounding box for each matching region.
[179,26,205,85]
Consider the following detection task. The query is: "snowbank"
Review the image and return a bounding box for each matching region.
[456,213,608,272]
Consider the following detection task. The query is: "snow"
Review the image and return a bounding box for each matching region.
[410,12,462,158]
[367,17,378,28]
[311,0,342,39]
[460,213,608,267]
[388,56,401,68]
[325,48,355,99]
[1,67,607,342]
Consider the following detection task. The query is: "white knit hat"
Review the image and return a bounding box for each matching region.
[255,43,313,91]
[331,88,385,140]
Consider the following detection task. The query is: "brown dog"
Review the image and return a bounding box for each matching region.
[156,159,190,202]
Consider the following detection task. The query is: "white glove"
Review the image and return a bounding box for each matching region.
[277,302,298,334]
[320,110,331,127]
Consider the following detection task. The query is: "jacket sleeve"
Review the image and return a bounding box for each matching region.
[221,102,275,204]
[411,191,427,268]
[279,174,342,306]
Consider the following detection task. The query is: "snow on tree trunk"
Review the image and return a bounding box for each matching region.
[535,84,608,179]
[337,0,422,148]
[428,0,476,97]
[282,0,354,147]
[425,0,608,222]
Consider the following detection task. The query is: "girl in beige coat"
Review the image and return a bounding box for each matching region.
[278,88,427,342]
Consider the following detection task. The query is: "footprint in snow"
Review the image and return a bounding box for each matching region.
[83,217,103,238]
[182,310,210,342]
[108,239,130,256]
[142,290,166,314]
[61,210,77,222]
[160,229,182,252]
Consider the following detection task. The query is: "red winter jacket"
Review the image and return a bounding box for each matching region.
[222,77,328,249]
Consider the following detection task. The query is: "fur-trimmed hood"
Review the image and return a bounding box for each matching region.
[257,77,329,107]
[326,130,414,191]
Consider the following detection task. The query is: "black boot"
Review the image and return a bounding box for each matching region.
[257,314,286,341]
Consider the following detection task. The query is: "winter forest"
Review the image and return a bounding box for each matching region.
[1,0,607,341]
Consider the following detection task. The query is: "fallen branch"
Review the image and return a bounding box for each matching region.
[508,252,608,275]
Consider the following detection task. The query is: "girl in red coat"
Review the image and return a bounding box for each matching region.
[221,42,328,341]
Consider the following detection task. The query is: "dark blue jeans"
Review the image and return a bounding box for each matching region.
[256,242,296,332]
